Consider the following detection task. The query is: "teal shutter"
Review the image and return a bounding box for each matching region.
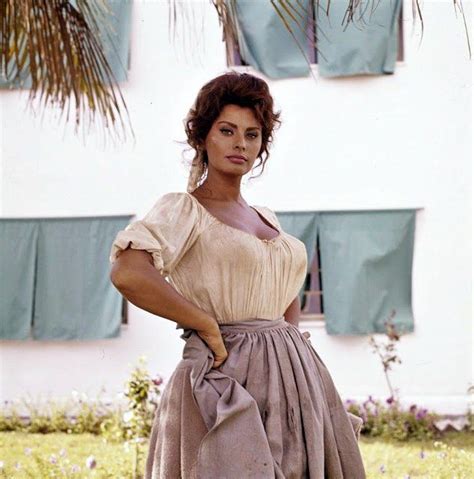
[32,216,130,340]
[0,0,133,88]
[276,209,416,335]
[0,220,38,339]
[318,210,416,335]
[315,0,402,78]
[229,0,311,79]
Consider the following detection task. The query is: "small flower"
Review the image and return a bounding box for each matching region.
[123,410,134,423]
[85,455,97,469]
[14,461,21,470]
[24,447,32,455]
[50,454,58,464]
[152,375,163,387]
[379,464,386,473]
[71,464,80,473]
[386,396,394,404]
[409,404,417,414]
[416,409,427,420]
[419,450,425,459]
[404,475,411,479]
[59,448,67,457]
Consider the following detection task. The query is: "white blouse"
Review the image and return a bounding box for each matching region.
[110,192,307,324]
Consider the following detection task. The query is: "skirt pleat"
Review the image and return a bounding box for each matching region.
[145,318,366,479]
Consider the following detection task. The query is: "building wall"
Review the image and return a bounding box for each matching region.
[0,0,471,413]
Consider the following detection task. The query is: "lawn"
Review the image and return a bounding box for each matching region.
[0,430,473,478]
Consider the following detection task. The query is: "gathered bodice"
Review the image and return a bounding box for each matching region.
[110,192,307,324]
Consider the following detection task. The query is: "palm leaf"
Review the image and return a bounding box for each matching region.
[0,0,133,143]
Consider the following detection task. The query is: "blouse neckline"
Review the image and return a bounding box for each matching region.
[186,192,282,244]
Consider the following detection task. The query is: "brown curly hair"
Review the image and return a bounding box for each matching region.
[184,71,281,186]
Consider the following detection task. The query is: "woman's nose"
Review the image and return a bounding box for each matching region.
[233,132,246,150]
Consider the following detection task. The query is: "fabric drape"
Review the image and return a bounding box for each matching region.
[0,220,38,339]
[315,0,403,77]
[275,209,416,335]
[146,317,366,478]
[228,0,312,79]
[32,217,130,340]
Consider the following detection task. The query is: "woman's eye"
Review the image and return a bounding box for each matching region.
[220,128,232,135]
[247,132,259,139]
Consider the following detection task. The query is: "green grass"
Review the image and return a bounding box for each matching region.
[0,430,473,478]
[360,431,474,478]
[0,432,147,478]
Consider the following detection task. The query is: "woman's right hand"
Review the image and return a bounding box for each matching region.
[196,321,228,368]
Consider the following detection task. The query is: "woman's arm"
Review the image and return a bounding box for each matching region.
[110,248,228,367]
[284,296,301,327]
[284,296,312,342]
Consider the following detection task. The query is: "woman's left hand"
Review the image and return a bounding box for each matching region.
[302,331,311,344]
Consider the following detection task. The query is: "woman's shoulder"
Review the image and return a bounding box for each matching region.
[145,191,202,222]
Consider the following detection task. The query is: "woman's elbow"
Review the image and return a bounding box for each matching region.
[110,261,131,292]
[109,249,154,292]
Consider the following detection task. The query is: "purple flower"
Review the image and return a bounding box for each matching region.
[85,455,96,469]
[386,396,394,404]
[24,447,32,456]
[152,375,163,386]
[50,454,58,464]
[379,464,386,473]
[409,404,417,414]
[416,409,427,420]
[71,464,80,473]
[419,450,425,459]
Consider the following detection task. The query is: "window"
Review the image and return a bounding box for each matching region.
[224,2,404,69]
[300,235,325,322]
[122,298,129,325]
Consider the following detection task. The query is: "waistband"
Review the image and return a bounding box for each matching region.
[180,316,290,340]
[219,316,288,334]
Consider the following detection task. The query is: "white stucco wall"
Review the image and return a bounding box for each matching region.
[0,0,471,414]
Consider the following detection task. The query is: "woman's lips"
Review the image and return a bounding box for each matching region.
[226,156,246,164]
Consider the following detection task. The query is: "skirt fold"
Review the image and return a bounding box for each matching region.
[145,318,366,479]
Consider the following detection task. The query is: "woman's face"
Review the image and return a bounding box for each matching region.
[203,104,263,178]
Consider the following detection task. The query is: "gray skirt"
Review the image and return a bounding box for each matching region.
[145,318,366,478]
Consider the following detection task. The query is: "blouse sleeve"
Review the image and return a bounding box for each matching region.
[109,192,201,277]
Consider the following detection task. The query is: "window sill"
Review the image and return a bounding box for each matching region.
[228,61,407,77]
[299,314,326,328]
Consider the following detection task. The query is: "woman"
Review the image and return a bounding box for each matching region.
[109,72,366,478]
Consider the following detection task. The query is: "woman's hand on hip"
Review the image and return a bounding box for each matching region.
[196,321,228,368]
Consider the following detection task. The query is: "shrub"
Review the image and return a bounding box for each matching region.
[345,395,442,441]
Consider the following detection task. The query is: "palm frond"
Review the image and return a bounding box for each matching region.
[0,0,133,143]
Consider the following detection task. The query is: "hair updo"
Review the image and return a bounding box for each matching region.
[184,71,281,191]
